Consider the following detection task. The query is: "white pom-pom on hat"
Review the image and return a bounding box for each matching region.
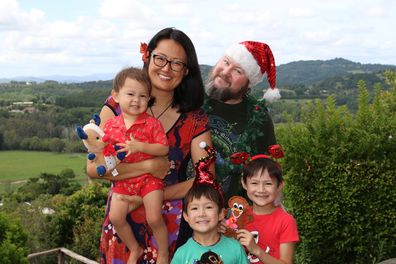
[263,87,281,103]
[199,141,207,149]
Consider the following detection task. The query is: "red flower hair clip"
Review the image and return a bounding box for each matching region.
[140,42,149,63]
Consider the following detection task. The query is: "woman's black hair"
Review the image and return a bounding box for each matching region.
[143,27,204,113]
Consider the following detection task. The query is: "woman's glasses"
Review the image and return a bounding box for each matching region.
[151,53,187,72]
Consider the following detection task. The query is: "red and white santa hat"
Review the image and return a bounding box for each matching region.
[224,41,281,102]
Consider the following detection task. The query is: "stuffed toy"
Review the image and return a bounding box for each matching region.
[223,196,254,239]
[76,114,126,177]
[197,251,224,264]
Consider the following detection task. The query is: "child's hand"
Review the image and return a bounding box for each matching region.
[236,229,260,256]
[117,135,143,157]
[217,219,228,234]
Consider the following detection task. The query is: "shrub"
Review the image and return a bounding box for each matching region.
[277,71,396,263]
[0,213,29,264]
[48,183,109,261]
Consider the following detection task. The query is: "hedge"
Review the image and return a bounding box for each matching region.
[277,72,396,263]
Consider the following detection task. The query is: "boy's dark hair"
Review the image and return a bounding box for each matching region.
[183,184,224,213]
[242,158,283,186]
[143,27,204,113]
[112,67,154,107]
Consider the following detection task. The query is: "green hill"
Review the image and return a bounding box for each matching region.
[276,58,396,86]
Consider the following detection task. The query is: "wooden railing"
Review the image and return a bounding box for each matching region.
[28,247,99,264]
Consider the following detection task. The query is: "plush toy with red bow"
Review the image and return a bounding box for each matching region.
[76,114,126,177]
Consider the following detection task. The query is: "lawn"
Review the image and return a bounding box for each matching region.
[0,151,89,192]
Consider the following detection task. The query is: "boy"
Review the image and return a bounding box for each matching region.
[171,143,248,264]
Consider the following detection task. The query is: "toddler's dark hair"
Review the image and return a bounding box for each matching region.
[112,67,155,107]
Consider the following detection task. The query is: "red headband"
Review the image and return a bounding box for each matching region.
[230,144,284,166]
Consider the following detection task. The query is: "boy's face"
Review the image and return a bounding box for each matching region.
[183,195,224,235]
[241,168,283,212]
[113,77,149,117]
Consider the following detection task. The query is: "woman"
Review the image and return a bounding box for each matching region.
[87,27,212,264]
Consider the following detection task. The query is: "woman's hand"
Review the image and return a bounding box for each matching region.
[148,156,171,179]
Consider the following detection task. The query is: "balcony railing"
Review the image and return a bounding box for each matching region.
[28,247,99,264]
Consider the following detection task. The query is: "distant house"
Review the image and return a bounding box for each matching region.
[12,101,34,106]
[10,101,37,113]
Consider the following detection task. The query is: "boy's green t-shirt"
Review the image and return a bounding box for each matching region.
[171,234,248,264]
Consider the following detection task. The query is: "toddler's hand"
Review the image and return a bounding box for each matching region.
[117,135,143,157]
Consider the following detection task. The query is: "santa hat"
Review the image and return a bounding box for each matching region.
[224,41,281,102]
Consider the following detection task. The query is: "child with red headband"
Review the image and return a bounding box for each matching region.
[171,142,248,264]
[228,146,299,264]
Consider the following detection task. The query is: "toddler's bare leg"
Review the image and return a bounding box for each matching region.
[143,190,168,264]
[110,194,143,264]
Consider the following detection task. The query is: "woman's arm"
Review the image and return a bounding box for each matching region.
[86,156,170,180]
[163,130,213,200]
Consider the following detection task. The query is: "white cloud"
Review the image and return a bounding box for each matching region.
[365,7,385,17]
[288,8,314,18]
[0,0,395,77]
[0,0,45,30]
[99,0,156,20]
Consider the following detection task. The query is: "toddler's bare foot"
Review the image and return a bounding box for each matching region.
[156,252,169,264]
[127,246,144,264]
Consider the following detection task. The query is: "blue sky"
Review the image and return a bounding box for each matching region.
[0,0,395,77]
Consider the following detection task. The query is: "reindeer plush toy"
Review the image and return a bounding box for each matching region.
[76,114,126,177]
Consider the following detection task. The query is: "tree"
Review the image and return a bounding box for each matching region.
[0,213,29,264]
[48,183,108,261]
[12,169,81,201]
[0,131,3,150]
[48,138,65,152]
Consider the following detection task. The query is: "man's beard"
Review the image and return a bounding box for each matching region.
[206,74,247,102]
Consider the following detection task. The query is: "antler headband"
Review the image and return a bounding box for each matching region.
[230,144,284,166]
[194,141,223,202]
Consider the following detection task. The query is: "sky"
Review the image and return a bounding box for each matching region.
[0,0,395,78]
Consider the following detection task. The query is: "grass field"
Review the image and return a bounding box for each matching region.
[0,151,89,192]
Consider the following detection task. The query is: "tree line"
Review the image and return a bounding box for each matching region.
[0,69,392,151]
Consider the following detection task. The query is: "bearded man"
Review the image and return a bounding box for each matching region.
[205,41,280,200]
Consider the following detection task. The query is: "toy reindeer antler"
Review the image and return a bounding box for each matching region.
[193,141,223,203]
